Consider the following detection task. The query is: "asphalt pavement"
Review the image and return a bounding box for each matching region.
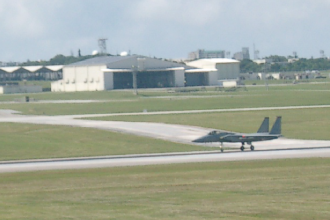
[1,106,330,173]
[1,148,330,173]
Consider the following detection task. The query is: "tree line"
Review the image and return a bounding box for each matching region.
[21,54,107,66]
[21,54,330,73]
[240,56,330,73]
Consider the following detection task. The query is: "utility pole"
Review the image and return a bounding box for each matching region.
[131,58,146,95]
[264,62,269,91]
[132,65,138,95]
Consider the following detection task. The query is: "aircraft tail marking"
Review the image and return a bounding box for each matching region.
[257,117,269,133]
[270,116,281,135]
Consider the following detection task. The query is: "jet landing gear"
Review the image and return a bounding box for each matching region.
[240,142,245,151]
[248,142,255,151]
[240,143,255,151]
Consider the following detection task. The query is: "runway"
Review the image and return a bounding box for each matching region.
[1,107,330,173]
[2,105,330,146]
[0,148,329,173]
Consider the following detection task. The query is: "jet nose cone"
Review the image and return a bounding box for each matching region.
[192,136,207,143]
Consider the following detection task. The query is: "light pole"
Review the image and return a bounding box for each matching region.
[131,65,138,95]
[264,62,269,91]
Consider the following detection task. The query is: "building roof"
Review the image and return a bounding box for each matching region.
[0,67,21,73]
[192,58,240,64]
[45,65,64,72]
[22,66,43,72]
[0,65,63,73]
[185,68,217,73]
[186,58,239,69]
[66,55,200,71]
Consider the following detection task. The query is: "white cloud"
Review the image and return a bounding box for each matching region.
[0,0,45,38]
[2,0,330,61]
[131,0,224,26]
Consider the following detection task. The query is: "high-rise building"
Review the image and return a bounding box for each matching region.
[242,47,250,60]
[233,52,243,61]
[189,49,225,60]
[233,47,250,61]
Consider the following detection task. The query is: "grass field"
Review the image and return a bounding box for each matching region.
[0,83,329,160]
[0,158,329,220]
[0,90,136,102]
[0,84,329,116]
[0,123,211,161]
[0,82,330,219]
[90,108,330,140]
[1,107,329,161]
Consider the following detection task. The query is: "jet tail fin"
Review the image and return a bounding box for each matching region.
[270,116,281,135]
[257,117,269,133]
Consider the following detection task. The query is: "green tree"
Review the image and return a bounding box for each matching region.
[265,55,287,62]
[240,59,262,73]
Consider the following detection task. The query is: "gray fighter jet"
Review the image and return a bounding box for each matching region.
[193,116,282,152]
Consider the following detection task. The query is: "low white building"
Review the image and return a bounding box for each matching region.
[0,85,42,94]
[51,55,221,92]
[186,59,240,85]
[0,65,63,80]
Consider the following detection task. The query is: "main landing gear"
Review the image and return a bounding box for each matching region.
[220,142,255,153]
[220,143,224,153]
[240,142,255,152]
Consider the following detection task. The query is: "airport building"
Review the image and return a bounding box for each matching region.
[186,58,240,82]
[188,49,226,60]
[0,65,63,81]
[0,84,42,94]
[233,47,250,61]
[51,55,240,92]
[0,65,63,94]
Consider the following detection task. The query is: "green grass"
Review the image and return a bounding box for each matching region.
[0,123,211,161]
[0,83,329,219]
[1,88,330,115]
[88,108,330,140]
[0,83,329,160]
[1,107,329,161]
[0,158,329,219]
[0,90,138,102]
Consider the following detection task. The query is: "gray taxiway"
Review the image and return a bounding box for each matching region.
[1,148,330,173]
[0,106,330,173]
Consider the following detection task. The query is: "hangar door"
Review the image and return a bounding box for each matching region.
[185,72,208,86]
[137,71,174,88]
[113,72,133,89]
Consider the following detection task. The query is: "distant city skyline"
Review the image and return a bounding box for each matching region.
[1,0,330,62]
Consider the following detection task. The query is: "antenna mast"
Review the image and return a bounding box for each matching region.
[98,38,108,55]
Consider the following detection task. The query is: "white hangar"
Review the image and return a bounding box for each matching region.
[0,65,63,81]
[186,58,240,83]
[51,56,240,92]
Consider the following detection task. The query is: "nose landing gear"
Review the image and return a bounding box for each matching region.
[220,142,224,153]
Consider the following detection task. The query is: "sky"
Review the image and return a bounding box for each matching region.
[1,0,330,62]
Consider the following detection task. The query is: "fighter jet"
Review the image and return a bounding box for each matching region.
[193,116,282,152]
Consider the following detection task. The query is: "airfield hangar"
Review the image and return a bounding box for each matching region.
[186,59,240,81]
[0,65,63,94]
[51,55,240,92]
